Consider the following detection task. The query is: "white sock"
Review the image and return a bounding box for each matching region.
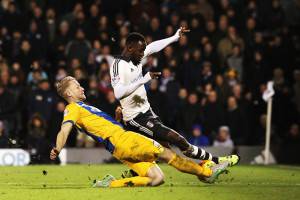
[191,145,198,156]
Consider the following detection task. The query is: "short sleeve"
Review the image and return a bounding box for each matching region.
[62,104,80,125]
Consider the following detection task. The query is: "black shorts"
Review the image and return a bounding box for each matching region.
[125,108,173,141]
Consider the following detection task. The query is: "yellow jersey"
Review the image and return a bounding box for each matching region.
[62,101,125,153]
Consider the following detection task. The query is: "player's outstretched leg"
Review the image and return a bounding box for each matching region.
[160,129,240,166]
[158,148,228,183]
[93,164,165,188]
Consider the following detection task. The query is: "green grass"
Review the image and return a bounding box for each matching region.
[0,164,299,200]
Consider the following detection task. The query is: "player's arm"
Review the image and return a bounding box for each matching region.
[111,61,161,99]
[115,106,123,122]
[113,72,161,99]
[143,27,190,58]
[50,123,73,160]
[50,105,79,160]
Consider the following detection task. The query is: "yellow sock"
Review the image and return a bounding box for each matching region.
[168,154,212,177]
[110,176,151,188]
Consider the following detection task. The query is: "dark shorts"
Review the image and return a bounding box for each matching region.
[125,108,173,141]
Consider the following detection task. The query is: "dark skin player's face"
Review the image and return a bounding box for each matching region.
[128,41,146,65]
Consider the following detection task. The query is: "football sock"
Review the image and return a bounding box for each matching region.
[168,154,212,177]
[191,145,219,163]
[110,177,151,187]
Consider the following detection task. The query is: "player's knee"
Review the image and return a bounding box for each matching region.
[149,173,165,186]
[147,166,165,186]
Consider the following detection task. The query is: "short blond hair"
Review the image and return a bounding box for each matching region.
[56,76,75,99]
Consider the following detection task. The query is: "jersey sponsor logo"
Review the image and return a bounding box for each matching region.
[132,95,146,107]
[130,73,143,84]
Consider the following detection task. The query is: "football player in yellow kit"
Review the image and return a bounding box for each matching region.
[50,76,229,187]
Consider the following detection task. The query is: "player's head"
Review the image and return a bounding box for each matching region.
[125,32,146,65]
[56,76,86,102]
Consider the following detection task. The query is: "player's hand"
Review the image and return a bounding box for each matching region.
[115,106,123,122]
[149,72,161,79]
[176,27,190,37]
[50,147,60,160]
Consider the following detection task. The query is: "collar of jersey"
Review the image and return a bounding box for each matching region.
[114,55,131,62]
[76,101,84,105]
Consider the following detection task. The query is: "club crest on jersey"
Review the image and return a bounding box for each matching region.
[64,109,69,116]
[112,76,120,83]
[146,121,154,128]
[153,140,162,149]
[130,68,134,72]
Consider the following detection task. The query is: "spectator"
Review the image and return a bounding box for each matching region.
[183,49,202,91]
[177,92,201,137]
[203,42,219,68]
[267,0,285,31]
[213,126,234,148]
[27,113,52,163]
[86,77,103,108]
[100,90,120,117]
[217,26,244,67]
[26,61,48,89]
[73,67,88,89]
[160,68,180,125]
[202,90,225,135]
[189,124,210,147]
[2,2,24,32]
[65,28,92,64]
[177,87,188,109]
[272,68,297,134]
[0,120,9,148]
[55,67,68,82]
[87,4,100,41]
[98,73,111,95]
[245,51,269,94]
[199,61,214,87]
[53,20,71,62]
[225,68,239,87]
[147,79,166,121]
[45,8,57,43]
[0,84,16,135]
[225,96,247,145]
[27,20,47,60]
[11,62,25,83]
[281,123,300,164]
[47,101,66,143]
[226,44,243,81]
[15,40,35,73]
[28,79,57,122]
[214,74,231,105]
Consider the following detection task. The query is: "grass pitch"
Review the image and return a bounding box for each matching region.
[0,164,299,200]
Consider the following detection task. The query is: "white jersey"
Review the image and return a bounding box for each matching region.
[110,57,150,121]
[109,30,180,121]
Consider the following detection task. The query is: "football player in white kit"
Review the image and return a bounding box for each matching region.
[110,27,240,167]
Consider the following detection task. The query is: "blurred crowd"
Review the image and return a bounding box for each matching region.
[0,0,299,163]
